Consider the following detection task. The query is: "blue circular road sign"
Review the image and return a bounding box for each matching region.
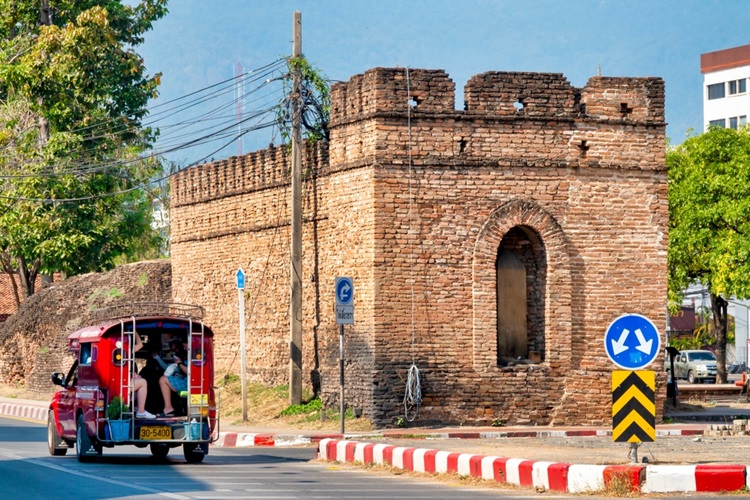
[604,314,661,370]
[335,277,353,306]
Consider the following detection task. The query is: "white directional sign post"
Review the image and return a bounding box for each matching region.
[335,276,354,434]
[604,313,661,370]
[236,268,247,421]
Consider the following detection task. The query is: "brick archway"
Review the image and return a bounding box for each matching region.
[472,199,573,372]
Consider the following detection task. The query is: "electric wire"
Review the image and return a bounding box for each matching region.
[403,67,422,423]
[0,59,288,179]
[0,68,287,204]
[56,58,286,141]
[0,117,277,202]
[0,63,284,165]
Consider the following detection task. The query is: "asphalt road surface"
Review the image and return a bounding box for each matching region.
[0,416,570,500]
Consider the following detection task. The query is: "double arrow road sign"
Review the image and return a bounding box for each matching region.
[605,314,660,443]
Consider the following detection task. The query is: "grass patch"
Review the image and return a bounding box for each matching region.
[280,398,322,416]
[214,373,373,432]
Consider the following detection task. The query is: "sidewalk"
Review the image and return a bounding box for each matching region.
[5,396,750,495]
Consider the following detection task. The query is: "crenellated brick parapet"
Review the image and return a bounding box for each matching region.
[171,142,328,209]
[328,67,665,172]
[330,68,456,124]
[464,71,578,117]
[581,76,665,123]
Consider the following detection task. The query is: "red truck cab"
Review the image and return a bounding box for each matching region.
[47,303,218,463]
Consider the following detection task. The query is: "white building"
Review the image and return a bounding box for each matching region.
[699,44,750,366]
[702,44,750,131]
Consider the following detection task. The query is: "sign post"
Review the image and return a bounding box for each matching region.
[236,268,247,422]
[605,313,661,463]
[335,277,354,434]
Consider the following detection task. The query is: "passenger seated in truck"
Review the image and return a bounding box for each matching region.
[133,331,156,419]
[158,337,188,417]
[138,341,168,414]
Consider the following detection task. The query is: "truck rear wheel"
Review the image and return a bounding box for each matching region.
[47,410,67,456]
[150,443,170,459]
[76,414,99,462]
[183,442,208,463]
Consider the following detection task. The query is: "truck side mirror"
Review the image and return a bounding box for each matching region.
[51,372,65,386]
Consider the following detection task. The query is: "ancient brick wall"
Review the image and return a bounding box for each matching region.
[170,67,667,426]
[0,261,172,397]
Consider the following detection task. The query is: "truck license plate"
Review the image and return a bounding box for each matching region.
[140,426,171,440]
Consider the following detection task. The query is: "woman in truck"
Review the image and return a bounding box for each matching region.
[133,331,156,419]
[157,337,188,417]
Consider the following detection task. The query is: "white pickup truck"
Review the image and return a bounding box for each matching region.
[671,349,717,384]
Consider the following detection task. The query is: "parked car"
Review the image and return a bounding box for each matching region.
[672,349,717,384]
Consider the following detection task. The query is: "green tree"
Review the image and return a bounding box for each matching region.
[668,126,750,383]
[0,1,168,299]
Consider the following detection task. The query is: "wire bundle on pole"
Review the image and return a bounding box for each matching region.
[404,363,422,422]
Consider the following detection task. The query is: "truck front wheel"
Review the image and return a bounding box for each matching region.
[687,370,696,384]
[47,411,67,456]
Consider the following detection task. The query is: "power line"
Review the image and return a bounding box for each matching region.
[0,59,289,182]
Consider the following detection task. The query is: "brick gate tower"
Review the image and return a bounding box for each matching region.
[170,67,667,427]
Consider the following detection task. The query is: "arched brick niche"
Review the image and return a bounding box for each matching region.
[472,199,573,373]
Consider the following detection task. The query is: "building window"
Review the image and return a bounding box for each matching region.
[729,116,747,129]
[707,83,725,100]
[709,119,725,128]
[729,79,747,95]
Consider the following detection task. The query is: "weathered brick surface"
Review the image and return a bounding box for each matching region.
[170,68,667,427]
[0,261,172,397]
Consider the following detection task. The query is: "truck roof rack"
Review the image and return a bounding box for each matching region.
[91,302,205,322]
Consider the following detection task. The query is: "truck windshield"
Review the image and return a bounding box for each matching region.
[689,352,715,361]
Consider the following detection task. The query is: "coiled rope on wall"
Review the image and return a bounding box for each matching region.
[403,67,422,423]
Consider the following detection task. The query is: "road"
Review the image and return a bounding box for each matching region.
[0,416,563,500]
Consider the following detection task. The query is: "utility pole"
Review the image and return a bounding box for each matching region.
[289,11,303,406]
[37,0,52,290]
[38,0,51,150]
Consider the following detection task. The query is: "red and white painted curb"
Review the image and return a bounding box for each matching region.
[317,438,750,494]
[0,401,48,422]
[380,428,704,439]
[213,432,342,447]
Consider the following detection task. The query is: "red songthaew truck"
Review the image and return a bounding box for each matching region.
[47,303,219,463]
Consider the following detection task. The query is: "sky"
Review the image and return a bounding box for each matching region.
[134,0,750,166]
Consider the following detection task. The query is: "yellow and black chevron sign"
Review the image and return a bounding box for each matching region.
[612,370,655,443]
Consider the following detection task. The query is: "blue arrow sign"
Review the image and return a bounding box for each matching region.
[236,268,246,290]
[335,277,353,306]
[604,314,661,370]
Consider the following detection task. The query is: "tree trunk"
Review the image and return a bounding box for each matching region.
[711,293,728,383]
[16,256,38,298]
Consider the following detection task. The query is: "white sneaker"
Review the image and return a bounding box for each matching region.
[136,410,156,419]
